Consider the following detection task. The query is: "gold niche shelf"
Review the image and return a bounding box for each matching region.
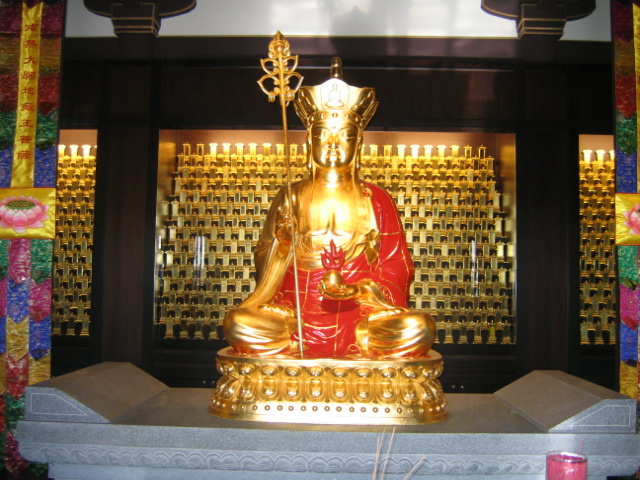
[578,143,617,346]
[155,133,516,346]
[50,132,618,348]
[53,141,96,337]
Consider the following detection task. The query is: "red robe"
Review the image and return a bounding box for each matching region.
[273,182,414,357]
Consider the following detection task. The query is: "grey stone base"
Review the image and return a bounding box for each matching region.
[16,362,640,479]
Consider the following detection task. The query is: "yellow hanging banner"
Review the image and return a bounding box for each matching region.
[12,2,43,188]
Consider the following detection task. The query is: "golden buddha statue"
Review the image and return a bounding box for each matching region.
[223,59,436,359]
[211,46,446,425]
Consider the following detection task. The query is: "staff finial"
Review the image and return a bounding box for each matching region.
[257,32,305,357]
[257,31,304,104]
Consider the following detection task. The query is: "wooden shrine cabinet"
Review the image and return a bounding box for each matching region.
[54,37,615,393]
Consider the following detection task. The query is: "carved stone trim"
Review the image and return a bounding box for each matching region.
[18,444,640,477]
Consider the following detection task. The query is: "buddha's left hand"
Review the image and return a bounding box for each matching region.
[318,279,360,300]
[318,270,358,299]
[317,274,383,306]
[318,271,400,310]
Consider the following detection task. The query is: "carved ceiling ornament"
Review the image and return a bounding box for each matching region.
[84,0,196,36]
[481,0,596,39]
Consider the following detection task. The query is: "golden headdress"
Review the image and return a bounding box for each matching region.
[293,58,378,130]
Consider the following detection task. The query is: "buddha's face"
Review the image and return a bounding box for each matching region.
[309,113,361,171]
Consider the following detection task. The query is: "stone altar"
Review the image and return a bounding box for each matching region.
[17,362,640,479]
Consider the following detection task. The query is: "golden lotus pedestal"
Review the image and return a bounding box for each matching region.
[210,347,448,425]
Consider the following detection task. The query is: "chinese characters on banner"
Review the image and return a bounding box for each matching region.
[0,1,63,477]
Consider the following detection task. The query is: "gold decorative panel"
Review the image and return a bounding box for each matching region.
[155,139,515,345]
[51,133,616,349]
[579,146,616,345]
[53,143,96,336]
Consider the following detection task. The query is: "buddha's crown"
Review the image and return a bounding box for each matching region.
[294,58,378,130]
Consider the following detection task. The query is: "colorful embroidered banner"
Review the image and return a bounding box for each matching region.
[613,0,640,416]
[0,0,63,477]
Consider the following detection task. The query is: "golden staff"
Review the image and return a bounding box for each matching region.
[257,31,305,357]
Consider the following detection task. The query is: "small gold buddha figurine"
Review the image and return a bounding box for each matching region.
[224,58,436,359]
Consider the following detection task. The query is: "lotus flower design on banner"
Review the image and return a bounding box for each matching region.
[623,203,640,235]
[0,188,55,238]
[616,193,640,245]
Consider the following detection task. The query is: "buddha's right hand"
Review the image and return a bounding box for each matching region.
[275,213,297,246]
[257,303,300,332]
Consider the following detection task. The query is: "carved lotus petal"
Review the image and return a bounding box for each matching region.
[332,368,348,378]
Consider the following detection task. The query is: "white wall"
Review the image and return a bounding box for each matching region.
[65,0,611,41]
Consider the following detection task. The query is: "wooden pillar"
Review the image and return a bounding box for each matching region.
[515,66,580,375]
[92,62,160,370]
